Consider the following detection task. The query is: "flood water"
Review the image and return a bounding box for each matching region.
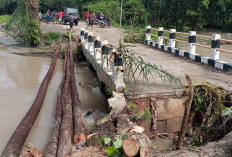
[0,45,108,154]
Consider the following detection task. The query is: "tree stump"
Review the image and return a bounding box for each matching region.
[122,138,139,157]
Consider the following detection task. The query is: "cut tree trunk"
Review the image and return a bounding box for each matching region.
[1,39,62,157]
[122,138,140,157]
[57,43,73,157]
[69,34,86,144]
[176,75,194,150]
[43,45,68,157]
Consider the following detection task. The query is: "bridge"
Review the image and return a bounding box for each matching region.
[77,23,232,134]
[76,22,232,97]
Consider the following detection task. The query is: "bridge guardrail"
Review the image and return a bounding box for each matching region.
[80,28,125,92]
[145,26,232,71]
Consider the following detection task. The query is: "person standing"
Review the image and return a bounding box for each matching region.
[99,12,104,20]
[38,11,42,25]
[88,12,95,30]
[58,10,64,24]
[69,13,74,32]
[85,11,90,25]
[52,10,56,24]
[46,9,50,24]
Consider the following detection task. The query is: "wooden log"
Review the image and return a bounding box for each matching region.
[43,45,68,157]
[122,138,139,157]
[1,39,62,157]
[69,34,86,144]
[57,43,73,157]
[176,75,194,150]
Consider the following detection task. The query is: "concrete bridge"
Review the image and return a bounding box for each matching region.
[77,25,232,134]
[76,23,232,96]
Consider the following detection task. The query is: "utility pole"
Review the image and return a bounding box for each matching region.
[120,0,123,27]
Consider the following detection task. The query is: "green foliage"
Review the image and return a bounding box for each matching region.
[104,135,128,157]
[0,15,10,24]
[123,28,146,44]
[118,43,182,87]
[5,0,42,46]
[134,112,142,120]
[132,108,152,122]
[84,0,120,24]
[113,137,123,149]
[221,106,232,119]
[143,108,152,122]
[103,137,111,145]
[129,104,136,110]
[27,18,42,46]
[105,146,117,157]
[44,32,61,45]
[123,0,147,27]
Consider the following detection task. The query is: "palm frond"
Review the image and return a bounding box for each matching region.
[118,42,182,88]
[5,1,29,34]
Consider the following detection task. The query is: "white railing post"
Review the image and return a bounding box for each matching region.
[169,29,176,48]
[88,32,94,55]
[158,27,164,46]
[146,26,151,44]
[101,40,109,69]
[211,34,221,60]
[112,51,124,92]
[188,31,196,55]
[94,36,101,64]
[80,28,85,43]
[84,30,89,50]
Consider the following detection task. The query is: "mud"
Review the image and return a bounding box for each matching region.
[0,45,108,154]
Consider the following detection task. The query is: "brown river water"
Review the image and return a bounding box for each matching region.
[0,44,108,154]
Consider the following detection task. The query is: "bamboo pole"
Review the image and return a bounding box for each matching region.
[150,28,158,30]
[216,48,232,54]
[218,38,232,44]
[193,34,211,40]
[1,39,62,157]
[175,32,189,36]
[69,33,86,145]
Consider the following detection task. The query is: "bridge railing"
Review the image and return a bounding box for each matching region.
[80,28,124,92]
[145,26,232,70]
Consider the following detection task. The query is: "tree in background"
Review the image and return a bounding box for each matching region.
[6,0,42,46]
[123,0,147,27]
[0,0,17,14]
[83,0,120,25]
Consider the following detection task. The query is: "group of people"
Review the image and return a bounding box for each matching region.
[38,10,65,25]
[85,11,111,30]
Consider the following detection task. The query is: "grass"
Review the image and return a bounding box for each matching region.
[0,15,10,24]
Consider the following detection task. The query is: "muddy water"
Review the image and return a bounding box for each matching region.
[180,44,232,63]
[0,45,108,154]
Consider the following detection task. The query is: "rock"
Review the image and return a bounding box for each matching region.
[129,126,145,134]
[96,92,127,125]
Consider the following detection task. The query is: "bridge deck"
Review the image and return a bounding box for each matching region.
[75,22,232,96]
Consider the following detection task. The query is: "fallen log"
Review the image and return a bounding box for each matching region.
[57,42,73,157]
[1,39,62,157]
[43,44,68,157]
[69,33,86,144]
